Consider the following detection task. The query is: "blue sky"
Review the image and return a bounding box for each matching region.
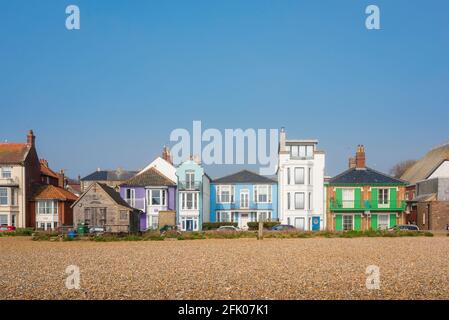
[1,0,448,179]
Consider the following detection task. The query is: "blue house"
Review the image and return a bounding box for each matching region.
[175,159,210,231]
[210,170,278,229]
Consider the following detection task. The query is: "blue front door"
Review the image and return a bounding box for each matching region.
[312,216,320,231]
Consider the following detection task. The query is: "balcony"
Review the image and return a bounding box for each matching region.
[329,199,406,212]
[177,181,202,191]
[0,177,20,187]
[215,202,272,210]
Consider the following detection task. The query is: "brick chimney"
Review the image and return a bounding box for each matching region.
[27,129,35,147]
[162,145,173,164]
[58,169,65,188]
[355,145,366,169]
[348,156,356,169]
[40,159,49,167]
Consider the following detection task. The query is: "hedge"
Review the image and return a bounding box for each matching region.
[247,222,279,230]
[202,222,238,230]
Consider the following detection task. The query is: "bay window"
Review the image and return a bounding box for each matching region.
[0,188,8,205]
[181,192,199,210]
[37,200,58,215]
[148,189,167,206]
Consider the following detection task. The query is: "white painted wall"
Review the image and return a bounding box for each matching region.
[428,160,449,179]
[0,165,25,227]
[139,157,177,183]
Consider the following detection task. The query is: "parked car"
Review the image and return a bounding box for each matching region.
[388,224,419,231]
[0,225,16,232]
[89,226,105,235]
[217,226,240,232]
[271,224,296,231]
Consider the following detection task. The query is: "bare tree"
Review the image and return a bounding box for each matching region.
[390,160,417,178]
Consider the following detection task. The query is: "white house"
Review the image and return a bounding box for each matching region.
[277,128,326,230]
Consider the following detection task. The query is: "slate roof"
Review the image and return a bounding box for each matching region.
[0,143,30,164]
[401,142,449,184]
[121,167,176,187]
[81,169,138,182]
[32,184,78,201]
[213,170,277,184]
[329,167,407,185]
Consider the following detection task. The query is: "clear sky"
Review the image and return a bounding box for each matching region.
[1,0,448,179]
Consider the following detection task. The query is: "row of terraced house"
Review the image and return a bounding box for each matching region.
[1,129,448,233]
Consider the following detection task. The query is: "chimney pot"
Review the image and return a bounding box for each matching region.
[355,144,366,169]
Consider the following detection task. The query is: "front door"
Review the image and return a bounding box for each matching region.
[185,219,193,231]
[295,217,305,231]
[239,213,249,229]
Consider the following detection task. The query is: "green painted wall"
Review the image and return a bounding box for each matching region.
[390,214,396,228]
[371,214,378,230]
[335,188,342,206]
[390,188,397,209]
[354,214,361,231]
[335,215,342,231]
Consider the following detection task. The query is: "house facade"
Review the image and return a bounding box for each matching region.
[72,182,140,233]
[0,130,41,228]
[120,165,176,231]
[277,128,326,230]
[210,170,278,229]
[401,142,449,230]
[175,159,210,231]
[327,145,407,231]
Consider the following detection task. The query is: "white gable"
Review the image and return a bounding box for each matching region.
[138,157,177,182]
[428,160,449,179]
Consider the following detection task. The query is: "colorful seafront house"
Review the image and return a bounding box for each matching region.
[277,128,326,230]
[119,152,177,231]
[175,157,210,231]
[327,145,407,231]
[210,170,278,229]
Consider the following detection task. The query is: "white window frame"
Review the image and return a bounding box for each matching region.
[217,211,231,222]
[37,200,58,215]
[254,185,272,204]
[185,170,195,189]
[308,167,313,185]
[294,167,305,185]
[0,187,8,206]
[125,188,136,207]
[181,192,199,210]
[294,192,305,210]
[240,189,249,208]
[343,215,354,231]
[342,188,355,209]
[147,189,167,206]
[1,167,12,179]
[378,214,389,230]
[378,188,389,208]
[216,185,234,204]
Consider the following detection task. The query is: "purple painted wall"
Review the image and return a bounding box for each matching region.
[119,186,176,231]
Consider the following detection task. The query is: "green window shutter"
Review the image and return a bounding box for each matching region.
[389,188,397,209]
[354,214,362,231]
[371,188,378,209]
[335,188,342,207]
[389,214,396,228]
[335,215,342,231]
[354,188,362,209]
[371,214,378,230]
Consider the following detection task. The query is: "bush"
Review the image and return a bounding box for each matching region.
[32,231,61,241]
[205,230,257,239]
[0,228,34,237]
[178,232,206,240]
[247,222,280,230]
[202,222,238,230]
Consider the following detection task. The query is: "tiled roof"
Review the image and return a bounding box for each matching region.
[213,170,277,184]
[121,167,176,187]
[329,167,407,185]
[81,169,138,182]
[0,143,30,164]
[40,162,59,179]
[33,184,78,201]
[401,142,449,184]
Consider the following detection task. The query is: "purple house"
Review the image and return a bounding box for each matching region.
[120,167,176,231]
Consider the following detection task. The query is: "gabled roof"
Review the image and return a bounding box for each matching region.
[0,143,30,164]
[329,167,407,185]
[212,170,277,184]
[71,182,133,209]
[81,169,138,182]
[121,167,176,187]
[40,162,59,179]
[33,184,78,201]
[401,142,449,184]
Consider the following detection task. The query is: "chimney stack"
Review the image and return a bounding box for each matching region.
[355,145,366,169]
[58,169,65,188]
[162,145,173,164]
[279,127,287,153]
[27,130,35,147]
[348,156,356,169]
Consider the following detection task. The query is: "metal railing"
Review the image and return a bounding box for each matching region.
[177,181,202,191]
[330,199,406,211]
